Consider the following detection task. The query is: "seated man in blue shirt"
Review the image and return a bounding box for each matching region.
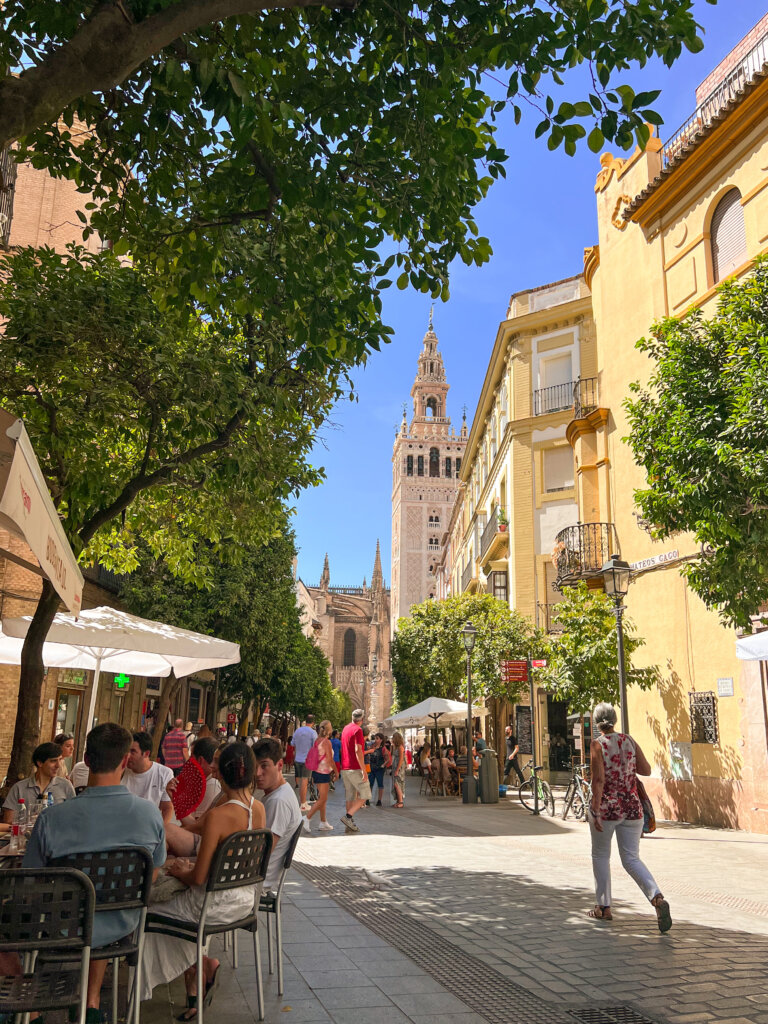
[24,722,166,1022]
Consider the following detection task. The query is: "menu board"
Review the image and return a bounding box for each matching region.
[516,705,533,755]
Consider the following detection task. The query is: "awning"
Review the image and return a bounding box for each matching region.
[0,409,83,613]
[384,696,489,730]
[735,630,768,661]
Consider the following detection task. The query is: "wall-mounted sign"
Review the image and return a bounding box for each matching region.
[227,712,237,724]
[630,550,680,572]
[717,677,734,697]
[669,740,693,782]
[114,673,130,690]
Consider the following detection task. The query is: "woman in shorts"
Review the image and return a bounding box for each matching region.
[303,720,336,832]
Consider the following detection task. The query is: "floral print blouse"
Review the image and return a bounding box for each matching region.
[596,731,642,821]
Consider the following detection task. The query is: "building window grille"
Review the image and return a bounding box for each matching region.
[417,455,424,476]
[711,188,747,283]
[689,691,718,744]
[343,628,357,667]
[406,455,413,476]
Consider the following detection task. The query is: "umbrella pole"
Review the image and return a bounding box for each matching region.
[85,655,103,734]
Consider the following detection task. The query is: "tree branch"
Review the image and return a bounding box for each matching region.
[0,0,359,149]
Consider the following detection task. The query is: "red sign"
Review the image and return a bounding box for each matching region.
[532,659,547,668]
[227,713,237,723]
[500,659,528,682]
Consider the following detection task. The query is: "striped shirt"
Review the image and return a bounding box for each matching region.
[160,728,188,770]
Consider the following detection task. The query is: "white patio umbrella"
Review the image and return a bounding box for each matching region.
[384,696,489,731]
[735,630,768,660]
[0,606,241,732]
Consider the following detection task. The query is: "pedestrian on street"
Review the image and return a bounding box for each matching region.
[588,703,672,932]
[391,732,406,808]
[302,720,336,832]
[368,733,390,807]
[292,715,318,811]
[331,729,342,775]
[340,709,371,833]
[162,719,190,776]
[503,725,525,785]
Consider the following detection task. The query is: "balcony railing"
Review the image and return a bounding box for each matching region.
[533,381,574,416]
[537,602,564,634]
[553,522,619,588]
[82,564,122,594]
[0,148,17,248]
[461,561,475,593]
[480,505,507,559]
[661,29,768,170]
[573,377,599,419]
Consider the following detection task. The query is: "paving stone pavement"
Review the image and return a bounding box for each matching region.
[142,776,768,1024]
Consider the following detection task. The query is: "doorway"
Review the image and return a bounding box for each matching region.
[546,695,570,770]
[54,689,82,773]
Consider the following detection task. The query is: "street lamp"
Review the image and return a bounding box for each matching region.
[370,652,379,727]
[601,553,631,734]
[461,621,478,804]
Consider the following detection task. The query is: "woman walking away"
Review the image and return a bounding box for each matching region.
[391,732,406,808]
[303,720,336,832]
[589,703,671,933]
[368,734,389,807]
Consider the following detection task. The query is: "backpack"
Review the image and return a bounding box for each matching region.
[304,739,321,772]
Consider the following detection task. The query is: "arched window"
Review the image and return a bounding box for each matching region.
[444,456,452,477]
[417,455,424,476]
[711,188,747,283]
[455,457,461,477]
[343,628,356,667]
[429,447,440,477]
[406,455,413,476]
[426,397,438,418]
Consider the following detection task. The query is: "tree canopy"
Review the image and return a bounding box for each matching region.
[542,583,657,714]
[626,260,768,629]
[391,593,544,710]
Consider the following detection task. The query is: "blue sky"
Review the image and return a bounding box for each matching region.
[294,1,767,588]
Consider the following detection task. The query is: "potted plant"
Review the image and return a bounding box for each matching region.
[497,507,508,532]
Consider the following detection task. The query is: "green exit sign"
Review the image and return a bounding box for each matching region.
[115,673,130,689]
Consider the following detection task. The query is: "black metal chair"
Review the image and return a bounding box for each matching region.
[47,846,154,1024]
[145,828,273,1024]
[0,868,95,1024]
[259,823,302,996]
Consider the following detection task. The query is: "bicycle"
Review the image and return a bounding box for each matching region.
[517,758,555,815]
[562,762,592,821]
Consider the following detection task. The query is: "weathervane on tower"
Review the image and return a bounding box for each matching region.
[428,304,434,331]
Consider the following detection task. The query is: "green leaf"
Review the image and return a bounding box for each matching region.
[588,126,604,153]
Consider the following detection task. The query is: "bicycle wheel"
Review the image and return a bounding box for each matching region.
[562,782,575,820]
[518,778,535,811]
[540,780,556,816]
[571,791,586,820]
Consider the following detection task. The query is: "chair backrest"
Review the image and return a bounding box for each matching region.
[50,846,154,912]
[0,868,95,954]
[270,823,303,900]
[208,828,273,894]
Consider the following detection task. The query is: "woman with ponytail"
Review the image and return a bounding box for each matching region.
[139,741,267,1016]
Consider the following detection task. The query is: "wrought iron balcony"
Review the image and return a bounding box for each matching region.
[461,560,476,593]
[533,381,574,416]
[536,602,564,634]
[553,522,619,589]
[573,377,599,419]
[480,505,508,560]
[0,148,17,248]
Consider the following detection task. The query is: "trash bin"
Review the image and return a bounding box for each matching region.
[478,747,499,803]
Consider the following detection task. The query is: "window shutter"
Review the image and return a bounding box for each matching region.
[711,189,747,283]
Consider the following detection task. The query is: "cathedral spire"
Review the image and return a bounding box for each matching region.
[371,539,383,592]
[320,553,330,591]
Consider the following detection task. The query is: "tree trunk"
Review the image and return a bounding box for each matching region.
[151,672,181,759]
[5,580,61,789]
[205,669,220,732]
[237,703,250,736]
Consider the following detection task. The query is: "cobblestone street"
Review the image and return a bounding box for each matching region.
[145,780,768,1024]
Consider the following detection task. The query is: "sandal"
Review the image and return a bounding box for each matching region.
[176,964,221,1021]
[652,895,672,933]
[588,905,613,921]
[176,998,197,1021]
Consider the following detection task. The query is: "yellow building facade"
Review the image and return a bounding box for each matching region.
[566,19,768,831]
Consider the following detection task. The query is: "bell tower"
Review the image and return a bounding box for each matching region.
[391,312,467,631]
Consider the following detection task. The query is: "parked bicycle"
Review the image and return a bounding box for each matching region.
[517,758,555,815]
[562,762,592,821]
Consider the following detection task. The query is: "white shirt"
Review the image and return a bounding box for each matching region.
[261,782,302,889]
[70,761,89,789]
[122,761,174,809]
[191,775,221,820]
[292,725,317,764]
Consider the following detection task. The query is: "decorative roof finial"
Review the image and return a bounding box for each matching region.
[462,404,467,421]
[428,304,434,331]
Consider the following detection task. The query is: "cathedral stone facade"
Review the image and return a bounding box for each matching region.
[296,543,392,727]
[391,316,467,628]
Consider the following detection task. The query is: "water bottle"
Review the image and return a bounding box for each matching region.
[9,797,27,853]
[47,792,54,809]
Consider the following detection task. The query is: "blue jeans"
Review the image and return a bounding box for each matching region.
[369,768,385,797]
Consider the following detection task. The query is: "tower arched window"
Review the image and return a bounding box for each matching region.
[406,455,413,476]
[426,397,438,418]
[711,188,747,284]
[429,447,440,477]
[455,457,461,477]
[444,456,452,477]
[343,628,356,667]
[417,455,424,476]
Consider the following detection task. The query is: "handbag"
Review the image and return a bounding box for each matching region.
[636,776,656,833]
[304,739,321,772]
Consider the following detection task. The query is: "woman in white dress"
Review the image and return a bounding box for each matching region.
[139,741,267,1017]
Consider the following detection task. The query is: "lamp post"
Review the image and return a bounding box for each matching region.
[369,652,379,727]
[461,621,478,804]
[601,553,632,734]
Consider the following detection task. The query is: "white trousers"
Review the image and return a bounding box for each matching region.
[589,815,660,907]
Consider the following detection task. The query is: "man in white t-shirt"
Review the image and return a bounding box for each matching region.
[123,731,174,823]
[165,736,222,855]
[291,715,317,812]
[253,737,302,891]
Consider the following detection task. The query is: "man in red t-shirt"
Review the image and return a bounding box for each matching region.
[161,719,190,776]
[340,709,370,833]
